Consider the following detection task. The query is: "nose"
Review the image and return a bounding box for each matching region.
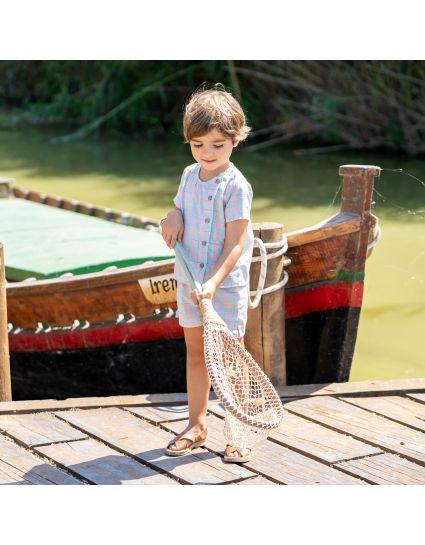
[202,145,216,157]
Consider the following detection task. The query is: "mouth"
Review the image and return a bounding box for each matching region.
[202,159,216,164]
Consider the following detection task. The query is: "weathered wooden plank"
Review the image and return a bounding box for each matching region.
[232,476,276,485]
[0,393,195,415]
[269,413,381,463]
[1,377,425,414]
[334,453,425,485]
[340,396,425,432]
[275,378,425,398]
[0,412,87,446]
[124,405,190,423]
[55,407,255,485]
[207,400,233,419]
[406,393,425,405]
[163,415,367,485]
[0,435,83,485]
[285,396,425,464]
[36,438,177,485]
[208,400,381,463]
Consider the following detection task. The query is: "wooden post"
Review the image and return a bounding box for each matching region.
[245,222,287,386]
[336,165,381,381]
[0,243,12,401]
[339,165,380,216]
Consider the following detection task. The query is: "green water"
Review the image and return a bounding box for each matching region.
[1,126,424,382]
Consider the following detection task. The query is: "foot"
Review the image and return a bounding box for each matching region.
[166,424,207,454]
[224,445,252,463]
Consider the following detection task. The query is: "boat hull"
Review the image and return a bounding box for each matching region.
[8,274,364,399]
[9,306,361,401]
[3,165,381,400]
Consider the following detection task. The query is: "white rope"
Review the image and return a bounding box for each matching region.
[367,224,381,251]
[252,270,289,298]
[248,238,268,309]
[248,236,289,309]
[250,237,288,262]
[247,221,380,310]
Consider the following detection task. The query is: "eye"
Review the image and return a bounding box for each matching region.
[192,143,202,148]
[214,145,224,149]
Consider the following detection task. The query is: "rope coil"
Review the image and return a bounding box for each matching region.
[248,220,381,310]
[248,236,289,309]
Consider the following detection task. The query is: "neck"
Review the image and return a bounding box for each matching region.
[199,161,231,182]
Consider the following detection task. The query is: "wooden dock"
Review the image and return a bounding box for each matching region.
[1,377,425,485]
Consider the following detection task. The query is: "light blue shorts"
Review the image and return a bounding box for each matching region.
[176,282,249,338]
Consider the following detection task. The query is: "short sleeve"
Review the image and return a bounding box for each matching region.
[224,179,253,223]
[173,186,183,209]
[173,167,188,209]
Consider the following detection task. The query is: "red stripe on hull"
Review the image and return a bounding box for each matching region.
[9,316,183,352]
[285,280,364,319]
[9,281,364,352]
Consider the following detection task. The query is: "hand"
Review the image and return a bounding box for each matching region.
[161,209,184,249]
[191,280,217,305]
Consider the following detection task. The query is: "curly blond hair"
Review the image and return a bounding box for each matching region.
[183,84,250,145]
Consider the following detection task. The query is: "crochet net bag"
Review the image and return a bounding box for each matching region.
[175,242,284,450]
[198,297,284,449]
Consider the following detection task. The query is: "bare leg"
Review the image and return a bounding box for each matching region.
[167,326,210,452]
[185,325,211,428]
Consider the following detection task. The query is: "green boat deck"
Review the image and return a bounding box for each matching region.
[0,199,174,281]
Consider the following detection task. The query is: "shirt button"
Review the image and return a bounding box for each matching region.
[205,218,210,223]
[200,263,204,268]
[216,178,222,183]
[202,241,207,246]
[208,195,212,201]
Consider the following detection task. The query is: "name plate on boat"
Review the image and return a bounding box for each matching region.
[138,274,177,304]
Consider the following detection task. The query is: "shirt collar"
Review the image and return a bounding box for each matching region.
[196,163,235,186]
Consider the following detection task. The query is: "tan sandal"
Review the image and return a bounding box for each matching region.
[223,445,252,463]
[164,428,208,456]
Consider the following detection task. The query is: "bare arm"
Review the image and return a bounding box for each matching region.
[206,219,249,287]
[161,207,184,249]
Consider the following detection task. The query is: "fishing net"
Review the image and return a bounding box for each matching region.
[198,297,285,450]
[174,241,285,451]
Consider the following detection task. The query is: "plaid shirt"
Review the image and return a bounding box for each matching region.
[173,162,254,288]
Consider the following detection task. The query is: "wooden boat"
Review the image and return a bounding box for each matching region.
[0,164,381,400]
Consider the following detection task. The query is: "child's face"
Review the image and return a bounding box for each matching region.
[189,128,236,177]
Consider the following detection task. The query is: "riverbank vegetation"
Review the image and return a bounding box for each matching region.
[0,60,424,155]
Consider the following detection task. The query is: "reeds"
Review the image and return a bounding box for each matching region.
[1,60,424,155]
[234,60,425,155]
